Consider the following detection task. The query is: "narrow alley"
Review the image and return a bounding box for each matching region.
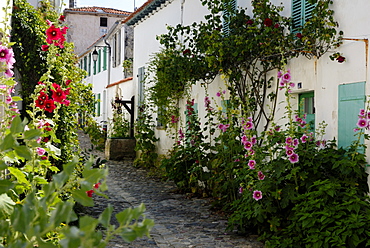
[78,132,264,248]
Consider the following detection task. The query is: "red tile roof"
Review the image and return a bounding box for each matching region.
[65,6,131,16]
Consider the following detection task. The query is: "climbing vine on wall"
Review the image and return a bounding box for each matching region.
[149,0,342,130]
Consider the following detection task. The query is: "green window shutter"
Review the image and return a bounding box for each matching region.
[98,50,102,73]
[299,92,315,133]
[291,0,315,33]
[84,56,87,71]
[221,99,230,113]
[138,67,145,105]
[103,47,107,71]
[88,54,91,76]
[97,93,101,116]
[223,0,237,36]
[338,82,366,149]
[93,60,97,75]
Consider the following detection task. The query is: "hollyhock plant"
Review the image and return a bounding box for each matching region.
[264,18,273,27]
[253,190,263,201]
[244,141,253,150]
[300,134,308,143]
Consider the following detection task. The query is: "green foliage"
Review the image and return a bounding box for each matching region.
[108,99,131,138]
[0,2,154,246]
[83,116,106,151]
[134,104,159,168]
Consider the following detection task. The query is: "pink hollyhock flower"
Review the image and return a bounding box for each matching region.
[277,71,283,78]
[216,92,221,97]
[293,138,299,147]
[300,134,308,143]
[244,141,253,151]
[171,115,179,123]
[46,19,53,26]
[251,136,257,145]
[239,187,243,194]
[218,123,230,132]
[249,149,255,156]
[281,72,291,83]
[258,171,265,180]
[357,119,367,128]
[248,160,256,169]
[5,69,14,78]
[0,45,12,63]
[253,190,262,201]
[359,109,365,117]
[289,153,299,163]
[5,95,12,104]
[36,147,46,156]
[286,148,294,157]
[234,158,240,162]
[244,121,253,130]
[285,137,293,144]
[179,129,185,140]
[241,135,248,145]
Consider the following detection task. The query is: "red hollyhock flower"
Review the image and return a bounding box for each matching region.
[52,87,66,103]
[65,79,71,86]
[182,49,191,55]
[44,123,52,132]
[59,15,65,22]
[264,18,273,27]
[94,183,101,189]
[42,137,50,143]
[38,91,49,101]
[35,99,46,109]
[44,99,56,113]
[296,33,303,39]
[46,25,63,44]
[246,19,253,25]
[41,45,49,51]
[86,189,94,197]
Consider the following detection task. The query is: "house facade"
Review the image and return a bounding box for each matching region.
[63,7,131,55]
[122,0,370,167]
[78,18,134,133]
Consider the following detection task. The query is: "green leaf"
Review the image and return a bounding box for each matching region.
[116,208,133,226]
[98,204,113,228]
[8,167,30,186]
[0,193,15,218]
[82,168,107,184]
[118,227,138,243]
[23,129,41,140]
[0,179,14,194]
[50,201,75,227]
[71,189,94,207]
[13,146,32,161]
[0,160,8,170]
[10,116,24,134]
[0,133,16,151]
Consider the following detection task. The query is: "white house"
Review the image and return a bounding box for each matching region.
[121,0,370,172]
[78,18,134,134]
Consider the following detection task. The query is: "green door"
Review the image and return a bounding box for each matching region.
[299,92,315,133]
[338,82,366,149]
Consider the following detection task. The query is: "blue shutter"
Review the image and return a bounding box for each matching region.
[338,82,366,149]
[223,0,237,36]
[291,0,315,33]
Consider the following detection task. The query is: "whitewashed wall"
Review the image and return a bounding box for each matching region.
[132,0,370,159]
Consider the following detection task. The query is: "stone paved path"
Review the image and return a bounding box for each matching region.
[79,131,264,248]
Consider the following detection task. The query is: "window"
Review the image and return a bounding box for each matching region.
[138,66,145,106]
[100,17,107,27]
[291,0,315,33]
[299,92,315,133]
[112,30,121,67]
[95,93,101,116]
[98,49,102,73]
[223,0,237,36]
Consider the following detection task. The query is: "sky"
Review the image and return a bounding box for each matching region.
[73,0,148,12]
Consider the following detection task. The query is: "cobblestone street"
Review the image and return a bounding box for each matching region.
[79,131,264,248]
